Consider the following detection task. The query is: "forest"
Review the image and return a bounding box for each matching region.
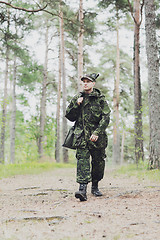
[0,0,160,169]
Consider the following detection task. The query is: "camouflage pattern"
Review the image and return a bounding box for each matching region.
[65,88,110,149]
[65,88,110,183]
[76,148,106,183]
[81,73,99,82]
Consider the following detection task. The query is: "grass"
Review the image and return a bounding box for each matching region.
[0,161,75,179]
[0,160,159,182]
[116,162,160,182]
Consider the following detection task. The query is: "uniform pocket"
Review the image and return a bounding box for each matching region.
[90,105,102,122]
[73,129,84,147]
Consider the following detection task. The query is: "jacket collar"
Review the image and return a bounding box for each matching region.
[80,88,101,98]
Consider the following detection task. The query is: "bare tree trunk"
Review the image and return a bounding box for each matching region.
[133,0,144,165]
[55,43,62,163]
[120,130,125,165]
[10,55,17,164]
[145,0,160,169]
[0,33,9,163]
[77,0,84,91]
[38,20,49,158]
[113,13,120,165]
[60,3,68,163]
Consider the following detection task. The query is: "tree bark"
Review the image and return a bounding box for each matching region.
[10,55,17,164]
[113,13,120,165]
[120,130,125,165]
[55,43,62,163]
[0,10,10,163]
[133,0,144,165]
[38,20,49,158]
[60,3,68,163]
[77,0,84,91]
[145,0,160,169]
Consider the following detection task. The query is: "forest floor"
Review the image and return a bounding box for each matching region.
[0,166,160,240]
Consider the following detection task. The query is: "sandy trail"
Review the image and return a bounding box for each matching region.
[0,167,160,240]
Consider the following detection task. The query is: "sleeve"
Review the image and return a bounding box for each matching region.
[93,97,111,136]
[65,95,81,122]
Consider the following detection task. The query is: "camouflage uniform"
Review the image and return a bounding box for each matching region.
[65,88,110,184]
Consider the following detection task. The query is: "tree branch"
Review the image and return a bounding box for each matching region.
[139,0,145,25]
[0,1,47,13]
[46,81,55,86]
[127,0,137,24]
[0,1,79,31]
[127,0,144,26]
[43,8,78,26]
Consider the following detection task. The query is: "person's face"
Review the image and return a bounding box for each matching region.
[82,79,95,93]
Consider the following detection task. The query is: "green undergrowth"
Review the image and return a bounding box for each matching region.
[0,162,75,179]
[116,162,160,182]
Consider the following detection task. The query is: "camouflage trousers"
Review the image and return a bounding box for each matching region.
[76,147,106,184]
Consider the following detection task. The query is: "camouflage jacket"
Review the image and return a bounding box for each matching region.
[65,88,111,149]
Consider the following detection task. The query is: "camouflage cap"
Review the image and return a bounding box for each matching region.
[81,73,99,82]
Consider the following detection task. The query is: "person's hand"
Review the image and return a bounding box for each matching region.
[90,134,98,142]
[77,97,83,105]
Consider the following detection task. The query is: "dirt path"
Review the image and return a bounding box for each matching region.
[0,167,160,240]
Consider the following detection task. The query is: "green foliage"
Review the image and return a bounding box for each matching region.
[0,162,75,179]
[156,14,160,28]
[83,10,98,39]
[14,113,39,163]
[17,94,29,106]
[95,41,136,162]
[18,58,43,91]
[43,116,56,157]
[0,2,34,51]
[98,0,133,32]
[98,0,131,13]
[116,162,160,182]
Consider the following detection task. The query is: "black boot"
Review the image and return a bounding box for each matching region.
[91,181,102,197]
[75,184,87,201]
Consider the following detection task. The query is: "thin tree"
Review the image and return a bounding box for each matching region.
[113,8,121,165]
[59,1,68,163]
[10,55,17,164]
[38,19,49,158]
[55,44,62,163]
[0,0,48,164]
[127,0,144,165]
[120,130,125,164]
[0,8,10,163]
[77,0,84,91]
[98,0,131,165]
[145,0,160,169]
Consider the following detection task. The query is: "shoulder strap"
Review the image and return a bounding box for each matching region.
[81,102,86,140]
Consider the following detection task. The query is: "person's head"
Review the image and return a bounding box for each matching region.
[81,73,99,93]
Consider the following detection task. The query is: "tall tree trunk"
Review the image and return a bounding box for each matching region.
[113,13,120,165]
[77,0,84,91]
[120,130,125,165]
[38,20,49,158]
[0,15,10,163]
[60,3,68,163]
[145,0,160,169]
[133,0,144,165]
[10,55,17,164]
[55,43,62,163]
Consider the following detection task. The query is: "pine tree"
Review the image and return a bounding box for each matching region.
[0,7,10,163]
[145,0,160,169]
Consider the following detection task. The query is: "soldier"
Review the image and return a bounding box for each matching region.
[65,73,111,201]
